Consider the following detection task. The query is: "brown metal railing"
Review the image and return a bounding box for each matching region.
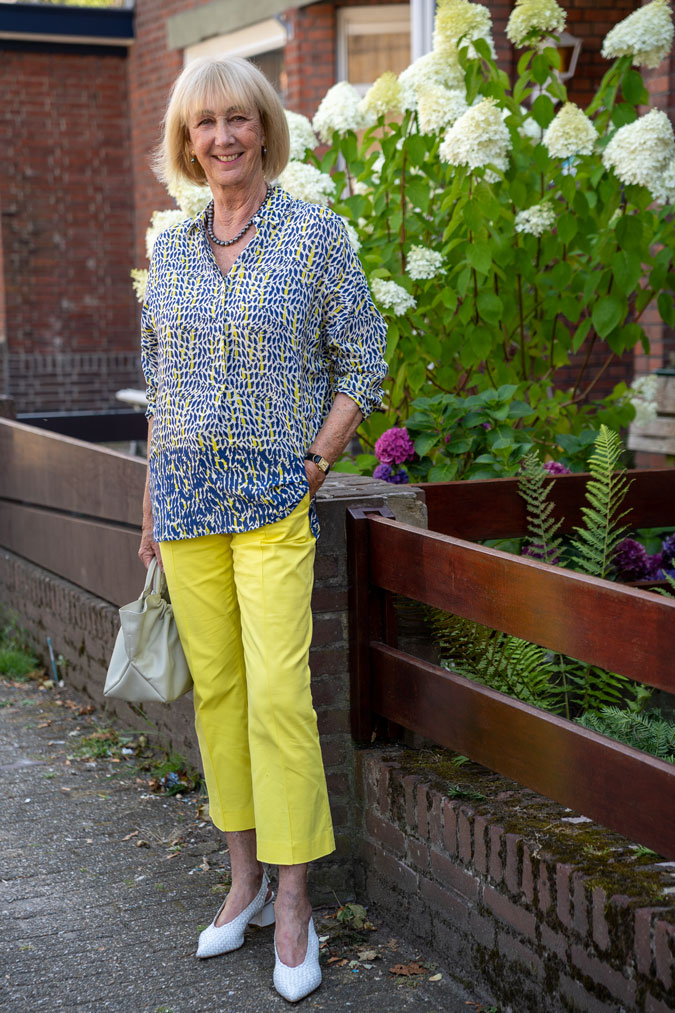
[347,471,675,859]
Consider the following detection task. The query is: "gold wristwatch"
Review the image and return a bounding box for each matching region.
[304,453,331,474]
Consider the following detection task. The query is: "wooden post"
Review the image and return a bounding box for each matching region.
[346,505,394,743]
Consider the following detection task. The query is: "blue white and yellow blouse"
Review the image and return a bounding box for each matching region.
[141,185,388,542]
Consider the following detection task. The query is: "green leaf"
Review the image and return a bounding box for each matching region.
[557,213,577,245]
[531,94,555,128]
[477,291,504,325]
[616,214,643,252]
[622,68,649,106]
[415,432,441,457]
[611,103,637,128]
[658,292,675,328]
[445,436,473,454]
[466,243,492,275]
[572,317,592,352]
[532,52,551,85]
[592,295,624,338]
[470,325,493,359]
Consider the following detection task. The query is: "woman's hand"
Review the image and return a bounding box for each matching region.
[139,525,163,571]
[304,461,327,500]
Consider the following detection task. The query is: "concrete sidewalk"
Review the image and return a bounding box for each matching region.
[0,676,488,1013]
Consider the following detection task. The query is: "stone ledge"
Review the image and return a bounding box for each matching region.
[356,745,675,1013]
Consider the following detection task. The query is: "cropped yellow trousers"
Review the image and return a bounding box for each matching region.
[160,494,335,865]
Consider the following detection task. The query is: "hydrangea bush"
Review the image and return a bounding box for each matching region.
[281,0,675,473]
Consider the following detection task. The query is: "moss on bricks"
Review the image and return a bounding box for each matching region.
[383,746,671,908]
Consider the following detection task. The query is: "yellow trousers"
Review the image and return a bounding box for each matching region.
[160,494,335,865]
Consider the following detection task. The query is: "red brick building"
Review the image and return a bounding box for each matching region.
[0,0,672,413]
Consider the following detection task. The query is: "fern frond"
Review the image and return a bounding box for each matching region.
[429,607,562,712]
[577,707,675,763]
[569,426,633,579]
[518,452,563,565]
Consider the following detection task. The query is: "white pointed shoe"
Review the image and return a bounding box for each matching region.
[273,916,322,1003]
[196,870,274,958]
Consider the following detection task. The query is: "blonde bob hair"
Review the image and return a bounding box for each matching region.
[155,56,290,187]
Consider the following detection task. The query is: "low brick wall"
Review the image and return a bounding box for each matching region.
[355,747,675,1013]
[0,472,426,903]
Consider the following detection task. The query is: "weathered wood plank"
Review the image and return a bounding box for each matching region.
[0,501,143,606]
[371,642,675,859]
[0,418,146,526]
[418,469,675,540]
[368,516,675,693]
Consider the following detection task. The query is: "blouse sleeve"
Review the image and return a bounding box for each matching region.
[140,239,162,421]
[321,216,388,419]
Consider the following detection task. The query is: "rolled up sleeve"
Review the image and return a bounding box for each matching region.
[140,241,161,421]
[321,218,387,420]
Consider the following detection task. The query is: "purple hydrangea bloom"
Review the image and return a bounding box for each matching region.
[613,538,651,580]
[522,543,560,565]
[647,552,664,580]
[373,463,392,481]
[389,469,410,484]
[661,533,675,568]
[374,427,415,465]
[543,460,572,475]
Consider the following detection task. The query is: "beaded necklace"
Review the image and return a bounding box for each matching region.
[205,186,272,247]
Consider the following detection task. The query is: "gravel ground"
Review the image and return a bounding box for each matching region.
[0,675,488,1013]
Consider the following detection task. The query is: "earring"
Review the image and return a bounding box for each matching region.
[190,152,196,163]
[262,145,267,156]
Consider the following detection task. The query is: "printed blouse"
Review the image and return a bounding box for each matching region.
[141,185,388,542]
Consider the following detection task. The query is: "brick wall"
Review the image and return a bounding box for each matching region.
[356,748,675,1013]
[0,471,427,902]
[0,44,138,413]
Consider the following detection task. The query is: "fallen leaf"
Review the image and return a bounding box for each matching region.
[327,956,342,965]
[37,721,52,728]
[135,839,149,848]
[78,705,95,715]
[389,962,426,977]
[429,973,442,981]
[122,831,139,841]
[357,949,378,961]
[200,857,210,871]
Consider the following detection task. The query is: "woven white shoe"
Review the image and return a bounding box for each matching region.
[196,870,274,958]
[273,916,322,1003]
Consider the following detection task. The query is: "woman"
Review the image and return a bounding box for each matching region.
[138,56,387,1002]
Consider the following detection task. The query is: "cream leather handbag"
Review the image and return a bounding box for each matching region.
[104,559,192,703]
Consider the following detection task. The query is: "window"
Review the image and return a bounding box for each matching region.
[337,6,411,95]
[184,19,288,99]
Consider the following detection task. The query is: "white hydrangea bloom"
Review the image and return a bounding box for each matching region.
[398,50,464,112]
[167,178,211,218]
[629,374,659,427]
[406,245,444,280]
[145,209,186,261]
[130,268,148,303]
[418,86,468,134]
[439,98,511,177]
[339,219,361,253]
[313,82,374,142]
[277,160,335,205]
[514,202,556,237]
[506,0,567,48]
[543,103,597,158]
[359,72,402,118]
[602,0,674,70]
[657,156,675,205]
[370,278,417,315]
[285,110,318,161]
[433,0,496,59]
[352,180,371,196]
[602,109,675,203]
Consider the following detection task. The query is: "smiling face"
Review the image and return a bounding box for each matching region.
[187,104,266,195]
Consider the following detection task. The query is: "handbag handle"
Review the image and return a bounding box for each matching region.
[144,557,167,597]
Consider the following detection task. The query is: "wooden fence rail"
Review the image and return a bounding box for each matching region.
[0,418,146,605]
[347,497,675,859]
